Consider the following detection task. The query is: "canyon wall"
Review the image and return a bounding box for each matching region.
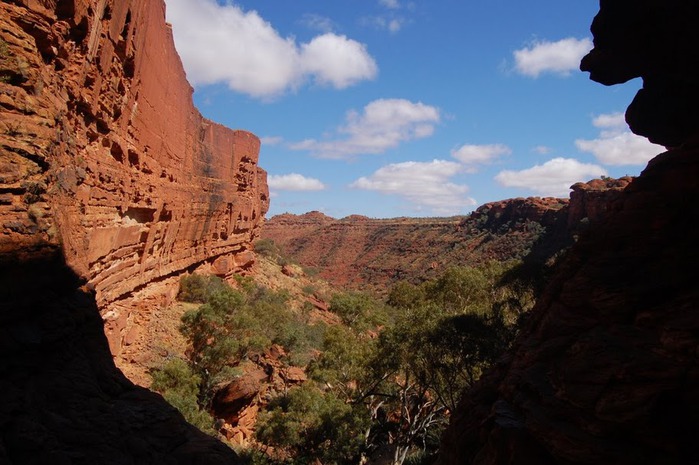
[0,0,268,461]
[0,0,269,301]
[437,1,699,463]
[1,0,268,355]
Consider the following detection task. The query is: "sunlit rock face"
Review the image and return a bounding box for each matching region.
[438,2,699,464]
[0,0,268,461]
[0,0,268,354]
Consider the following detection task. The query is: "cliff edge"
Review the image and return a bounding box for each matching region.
[1,0,268,357]
[1,0,269,461]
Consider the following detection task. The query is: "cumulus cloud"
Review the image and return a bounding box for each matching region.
[290,99,440,159]
[166,0,377,98]
[592,112,625,128]
[300,34,380,88]
[494,157,607,197]
[513,37,592,77]
[350,160,475,215]
[268,173,326,191]
[575,112,663,165]
[451,143,511,170]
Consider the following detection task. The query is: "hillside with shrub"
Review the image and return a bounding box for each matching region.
[149,253,534,465]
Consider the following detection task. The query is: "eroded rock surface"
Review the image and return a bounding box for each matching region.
[0,0,268,356]
[0,0,268,461]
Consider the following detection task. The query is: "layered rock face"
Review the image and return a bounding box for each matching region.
[1,0,267,461]
[0,0,268,354]
[438,2,699,464]
[0,0,269,300]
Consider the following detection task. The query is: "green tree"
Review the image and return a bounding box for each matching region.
[329,291,389,330]
[150,358,216,434]
[256,384,370,465]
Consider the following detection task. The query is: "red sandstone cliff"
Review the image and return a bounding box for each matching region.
[0,0,268,298]
[1,0,268,356]
[437,1,699,463]
[0,0,268,461]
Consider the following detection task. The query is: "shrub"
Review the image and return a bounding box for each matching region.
[150,358,216,434]
[254,238,280,258]
[256,384,369,465]
[329,291,388,330]
[178,274,230,303]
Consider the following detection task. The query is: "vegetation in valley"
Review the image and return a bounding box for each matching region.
[150,259,535,465]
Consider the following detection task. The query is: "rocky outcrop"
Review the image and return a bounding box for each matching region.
[212,347,308,447]
[438,2,699,463]
[580,0,699,147]
[1,0,268,461]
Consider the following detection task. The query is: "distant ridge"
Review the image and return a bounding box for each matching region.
[261,178,629,293]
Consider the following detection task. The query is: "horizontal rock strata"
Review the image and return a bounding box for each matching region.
[1,0,268,355]
[0,0,268,462]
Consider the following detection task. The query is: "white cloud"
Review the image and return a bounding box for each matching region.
[300,34,379,88]
[350,160,475,215]
[495,157,607,197]
[592,112,626,129]
[451,143,511,169]
[575,112,663,165]
[532,145,552,155]
[388,19,403,33]
[290,99,440,159]
[261,136,283,146]
[362,16,406,33]
[166,0,377,99]
[380,0,401,9]
[268,173,326,191]
[513,37,592,77]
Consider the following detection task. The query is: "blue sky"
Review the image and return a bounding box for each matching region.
[165,0,662,218]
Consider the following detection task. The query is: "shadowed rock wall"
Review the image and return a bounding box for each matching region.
[437,1,699,463]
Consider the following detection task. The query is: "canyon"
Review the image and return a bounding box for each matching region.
[262,177,631,293]
[0,0,697,463]
[1,0,267,461]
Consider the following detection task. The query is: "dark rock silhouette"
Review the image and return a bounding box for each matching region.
[0,252,237,463]
[438,1,699,463]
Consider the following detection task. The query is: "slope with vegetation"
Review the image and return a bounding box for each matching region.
[150,251,536,465]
